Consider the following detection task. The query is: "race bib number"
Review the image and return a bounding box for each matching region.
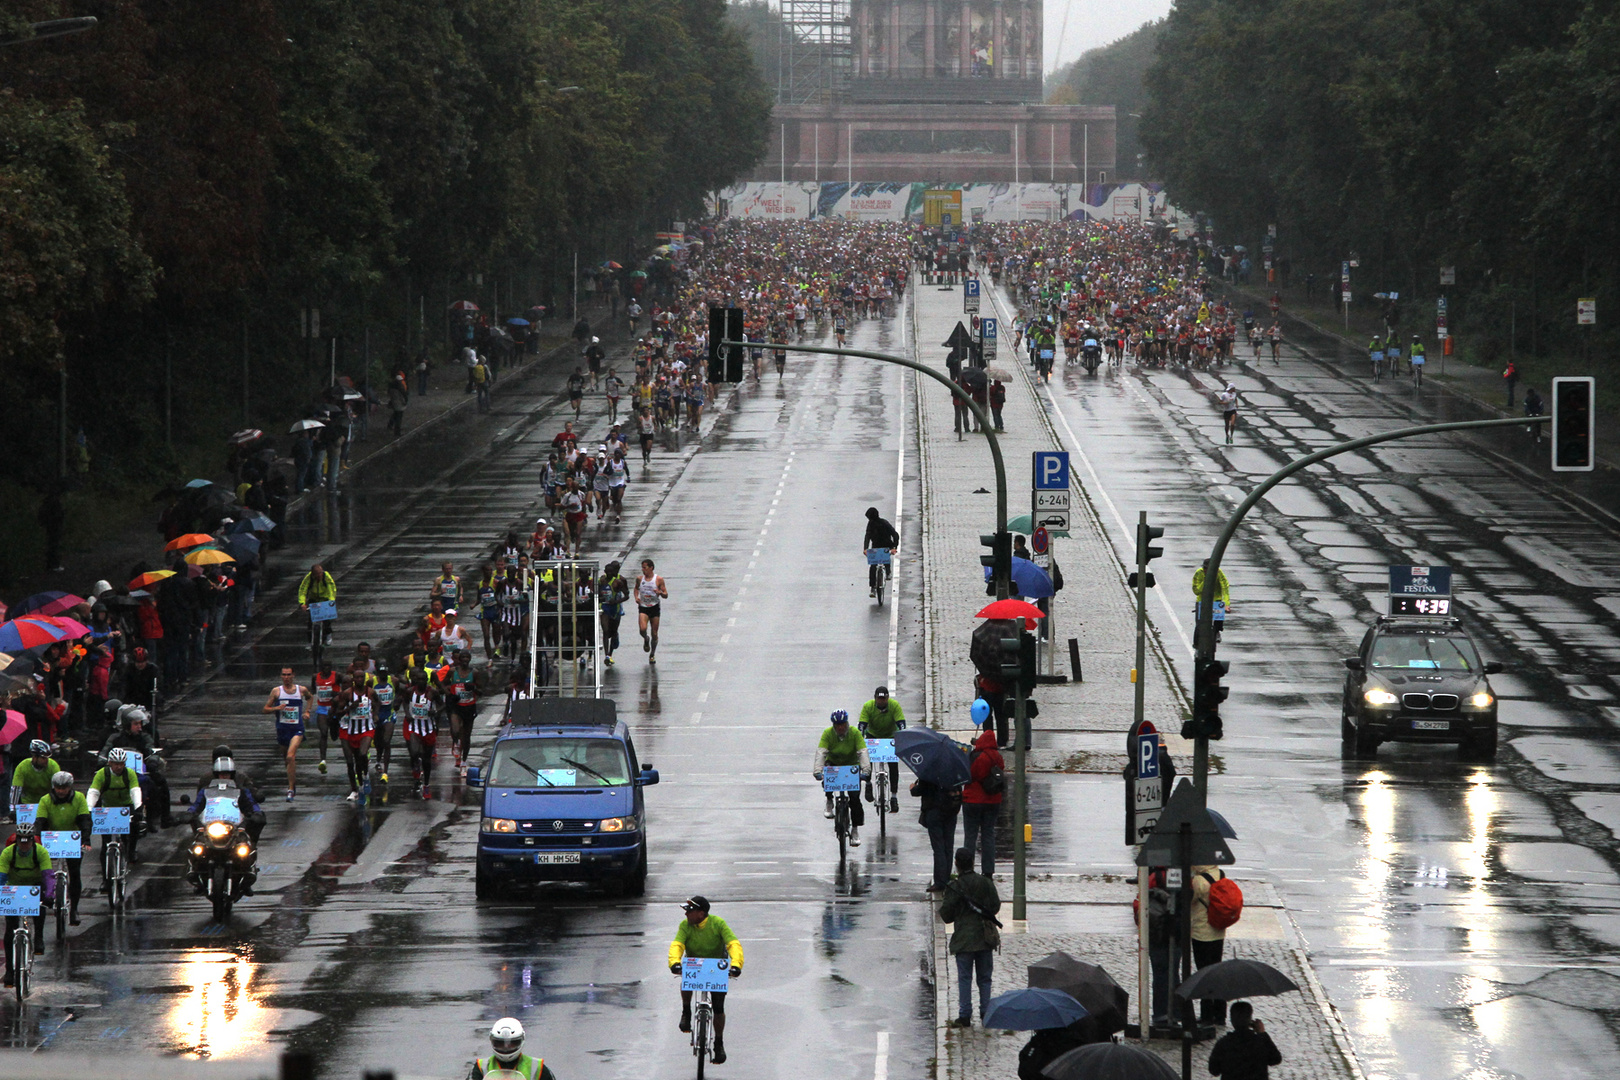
[91,807,131,835]
[681,956,731,993]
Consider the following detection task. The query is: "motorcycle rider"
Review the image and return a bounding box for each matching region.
[184,746,264,897]
[467,1017,557,1080]
[35,771,91,925]
[87,747,143,881]
[100,706,173,828]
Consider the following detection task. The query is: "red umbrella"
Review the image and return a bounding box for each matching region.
[976,598,1045,630]
[27,615,91,639]
[164,532,216,552]
[0,618,74,653]
[0,710,26,745]
[448,300,480,312]
[10,591,88,618]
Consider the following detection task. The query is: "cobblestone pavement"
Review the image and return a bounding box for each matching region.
[913,273,1364,1080]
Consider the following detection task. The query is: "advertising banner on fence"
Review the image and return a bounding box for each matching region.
[716,182,1177,225]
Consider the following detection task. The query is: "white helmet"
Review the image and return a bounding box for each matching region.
[489,1017,525,1065]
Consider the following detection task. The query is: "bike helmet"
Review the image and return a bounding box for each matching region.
[107,748,128,767]
[29,740,50,758]
[13,823,35,842]
[489,1017,525,1066]
[830,710,850,725]
[970,698,992,725]
[50,771,73,789]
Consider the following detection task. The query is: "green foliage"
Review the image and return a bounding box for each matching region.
[1140,0,1610,361]
[1049,20,1162,178]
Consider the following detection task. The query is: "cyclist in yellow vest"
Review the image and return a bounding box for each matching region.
[467,1017,554,1079]
[668,895,744,1064]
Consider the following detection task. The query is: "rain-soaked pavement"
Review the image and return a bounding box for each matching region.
[4,314,935,1079]
[13,274,1620,1080]
[976,278,1620,1080]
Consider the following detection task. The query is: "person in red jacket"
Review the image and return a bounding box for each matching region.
[961,709,1005,875]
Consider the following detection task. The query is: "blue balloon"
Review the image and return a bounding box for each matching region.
[970,698,991,725]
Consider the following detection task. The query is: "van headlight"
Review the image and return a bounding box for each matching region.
[1364,689,1399,706]
[1469,692,1494,708]
[599,816,639,833]
[482,818,518,834]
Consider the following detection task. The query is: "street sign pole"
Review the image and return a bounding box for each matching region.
[1133,510,1149,744]
[1013,680,1027,923]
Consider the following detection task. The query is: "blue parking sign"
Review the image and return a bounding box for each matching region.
[1032,451,1070,490]
[981,318,998,340]
[1136,732,1160,780]
[964,279,980,298]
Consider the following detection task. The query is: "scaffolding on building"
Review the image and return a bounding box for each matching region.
[778,0,852,105]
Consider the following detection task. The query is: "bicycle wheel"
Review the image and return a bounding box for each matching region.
[694,1006,709,1080]
[835,797,849,862]
[875,572,885,606]
[110,843,125,913]
[13,929,27,1002]
[54,894,64,942]
[876,775,887,835]
[311,621,323,666]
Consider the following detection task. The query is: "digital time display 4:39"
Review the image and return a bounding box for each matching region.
[1389,596,1452,616]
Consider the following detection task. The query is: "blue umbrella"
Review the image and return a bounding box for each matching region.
[893,728,971,788]
[506,317,530,326]
[226,514,276,534]
[1207,808,1238,839]
[184,478,213,489]
[983,556,1055,599]
[982,987,1087,1031]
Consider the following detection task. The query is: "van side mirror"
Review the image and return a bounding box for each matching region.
[1342,657,1364,672]
[636,766,659,787]
[1483,661,1503,675]
[466,764,482,787]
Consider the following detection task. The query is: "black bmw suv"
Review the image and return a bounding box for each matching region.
[1341,616,1503,760]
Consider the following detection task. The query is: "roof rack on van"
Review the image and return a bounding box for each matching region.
[505,698,618,729]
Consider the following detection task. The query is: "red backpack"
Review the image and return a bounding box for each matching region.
[1201,871,1244,930]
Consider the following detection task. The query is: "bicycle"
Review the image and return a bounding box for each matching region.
[96,808,131,914]
[822,765,860,862]
[51,869,66,941]
[871,759,889,835]
[308,599,337,665]
[678,958,730,1079]
[11,916,31,1001]
[866,548,892,606]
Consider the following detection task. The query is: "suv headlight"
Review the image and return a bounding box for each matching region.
[1364,689,1399,706]
[481,818,518,834]
[1468,692,1494,708]
[599,816,639,833]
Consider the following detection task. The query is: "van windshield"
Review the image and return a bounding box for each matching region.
[488,738,631,787]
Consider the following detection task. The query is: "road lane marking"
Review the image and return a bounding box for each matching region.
[874,1030,890,1080]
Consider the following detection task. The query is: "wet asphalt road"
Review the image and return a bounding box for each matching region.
[3,314,936,1079]
[980,280,1620,1080]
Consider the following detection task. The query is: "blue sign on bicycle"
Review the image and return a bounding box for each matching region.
[92,807,131,835]
[123,750,146,776]
[1194,601,1227,625]
[866,549,891,566]
[41,831,80,859]
[308,600,338,623]
[681,956,731,993]
[13,805,36,828]
[821,765,861,793]
[867,739,897,764]
[0,886,41,917]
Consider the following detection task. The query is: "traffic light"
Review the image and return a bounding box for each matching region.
[1183,656,1230,741]
[724,307,745,383]
[1136,521,1164,566]
[981,529,1012,596]
[1552,376,1595,472]
[999,629,1038,687]
[707,307,726,383]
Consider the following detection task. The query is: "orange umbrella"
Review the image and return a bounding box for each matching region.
[164,533,216,552]
[128,570,176,590]
[184,548,236,566]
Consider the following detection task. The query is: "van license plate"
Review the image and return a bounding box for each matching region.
[1412,720,1450,731]
[535,852,581,865]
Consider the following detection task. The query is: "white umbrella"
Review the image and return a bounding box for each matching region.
[288,419,325,433]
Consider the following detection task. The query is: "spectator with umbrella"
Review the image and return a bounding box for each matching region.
[1207,1001,1282,1079]
[898,727,969,892]
[387,371,410,436]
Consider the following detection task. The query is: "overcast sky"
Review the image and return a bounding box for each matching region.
[1045,0,1170,73]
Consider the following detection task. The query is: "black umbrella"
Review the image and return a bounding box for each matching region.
[958,366,988,391]
[1173,958,1298,1002]
[1042,1042,1178,1080]
[971,619,1019,679]
[1028,952,1129,1035]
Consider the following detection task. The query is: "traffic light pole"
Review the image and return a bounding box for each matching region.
[1191,414,1549,798]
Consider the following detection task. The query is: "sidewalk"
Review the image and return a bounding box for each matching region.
[909,276,1361,1080]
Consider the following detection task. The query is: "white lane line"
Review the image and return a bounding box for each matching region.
[874,1030,890,1080]
[690,712,703,724]
[888,366,905,687]
[986,285,1194,660]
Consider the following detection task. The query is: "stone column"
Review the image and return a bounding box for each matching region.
[857,1,869,77]
[924,0,936,78]
[890,1,902,78]
[960,1,971,77]
[992,0,1004,78]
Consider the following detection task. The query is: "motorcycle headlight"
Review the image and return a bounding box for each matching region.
[599,816,639,833]
[235,844,252,859]
[205,821,233,840]
[192,845,205,857]
[482,818,518,834]
[1364,689,1399,706]
[1469,692,1494,708]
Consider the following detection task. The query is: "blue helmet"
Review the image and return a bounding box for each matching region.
[830,710,850,726]
[970,698,992,725]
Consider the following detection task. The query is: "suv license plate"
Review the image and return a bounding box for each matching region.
[535,852,582,865]
[1412,720,1450,731]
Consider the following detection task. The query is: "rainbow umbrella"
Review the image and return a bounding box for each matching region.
[0,618,75,653]
[10,591,88,618]
[0,710,26,745]
[28,616,91,638]
[128,570,176,590]
[164,532,216,552]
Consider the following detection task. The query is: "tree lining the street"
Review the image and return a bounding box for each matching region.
[1139,0,1615,370]
[0,0,770,491]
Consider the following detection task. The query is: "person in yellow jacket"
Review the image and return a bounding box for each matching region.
[668,895,744,1064]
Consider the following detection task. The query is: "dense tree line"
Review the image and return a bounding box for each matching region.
[1047,20,1161,181]
[0,0,770,488]
[1140,0,1615,364]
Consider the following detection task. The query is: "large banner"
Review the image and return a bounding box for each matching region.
[714,181,1177,225]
